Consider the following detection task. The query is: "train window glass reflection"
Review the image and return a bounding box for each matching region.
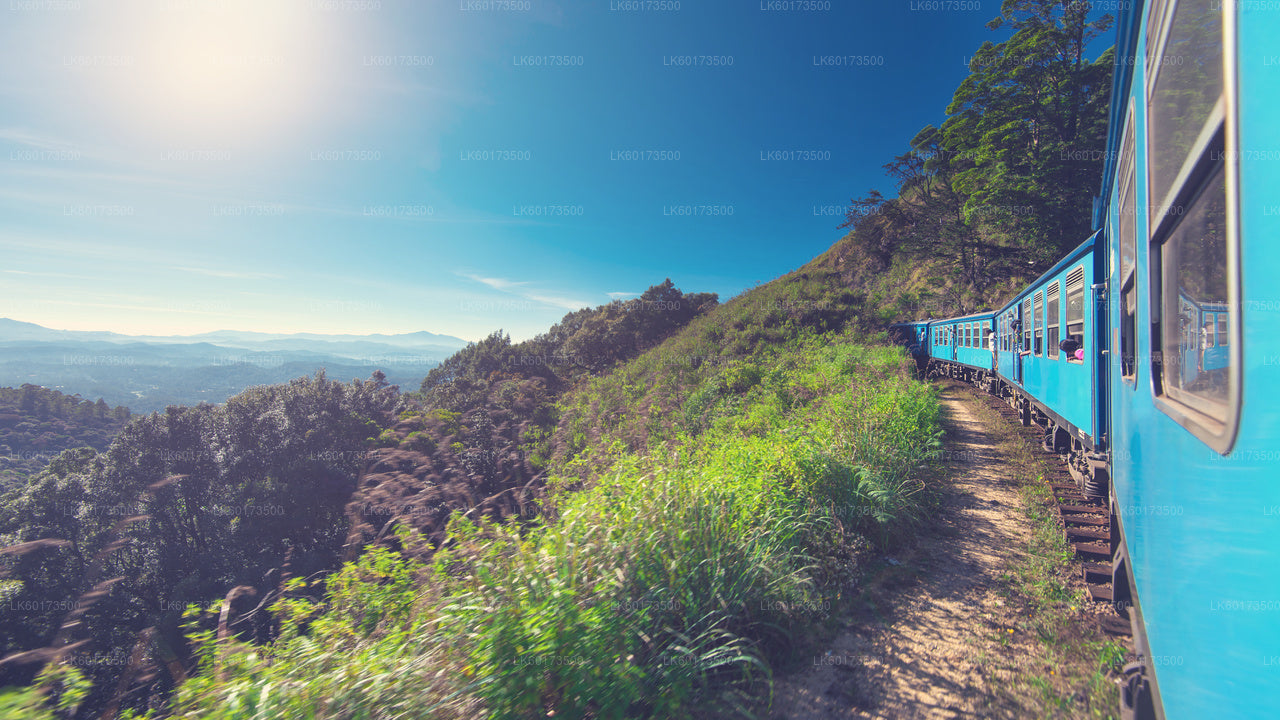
[1047,282,1061,360]
[1066,266,1085,364]
[1148,0,1223,217]
[1033,292,1044,356]
[1148,0,1235,449]
[1159,165,1229,425]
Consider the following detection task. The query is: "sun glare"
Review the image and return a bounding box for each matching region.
[91,0,329,148]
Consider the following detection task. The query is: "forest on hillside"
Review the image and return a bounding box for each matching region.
[0,386,132,493]
[836,0,1114,320]
[0,282,720,718]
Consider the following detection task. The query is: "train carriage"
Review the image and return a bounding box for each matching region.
[887,1,1280,716]
[887,320,931,368]
[926,311,995,384]
[990,235,1109,495]
[1094,0,1280,717]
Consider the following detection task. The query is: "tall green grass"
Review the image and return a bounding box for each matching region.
[164,333,942,719]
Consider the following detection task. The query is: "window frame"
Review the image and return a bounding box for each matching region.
[1046,282,1061,360]
[1118,109,1139,385]
[1065,266,1086,364]
[1146,0,1241,454]
[1022,299,1033,353]
[1033,292,1044,357]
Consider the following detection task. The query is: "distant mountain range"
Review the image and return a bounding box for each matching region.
[0,319,469,413]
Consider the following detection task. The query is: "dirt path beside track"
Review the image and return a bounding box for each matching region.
[767,385,1048,719]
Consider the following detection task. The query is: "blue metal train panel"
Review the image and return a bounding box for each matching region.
[1094,1,1280,717]
[992,236,1101,445]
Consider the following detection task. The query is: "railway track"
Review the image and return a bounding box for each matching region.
[957,381,1133,639]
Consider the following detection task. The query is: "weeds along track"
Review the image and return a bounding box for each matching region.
[952,382,1133,640]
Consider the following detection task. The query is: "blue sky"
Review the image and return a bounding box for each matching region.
[0,0,1106,342]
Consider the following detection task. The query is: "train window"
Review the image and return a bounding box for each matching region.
[966,323,972,348]
[1217,315,1228,346]
[1066,267,1085,364]
[1033,292,1043,356]
[1149,0,1238,452]
[1158,166,1231,425]
[982,324,990,350]
[1118,115,1138,383]
[1046,282,1061,360]
[1022,299,1032,353]
[1147,0,1224,219]
[1146,0,1170,68]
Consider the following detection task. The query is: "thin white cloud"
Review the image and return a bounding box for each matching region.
[456,271,590,311]
[3,269,96,280]
[457,272,528,292]
[172,266,283,281]
[0,127,77,152]
[525,293,591,311]
[606,291,638,300]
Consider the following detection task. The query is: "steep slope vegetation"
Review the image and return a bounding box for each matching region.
[146,263,943,719]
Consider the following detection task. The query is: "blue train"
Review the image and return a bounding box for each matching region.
[890,1,1280,717]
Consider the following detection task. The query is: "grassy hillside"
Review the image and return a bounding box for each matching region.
[107,263,947,719]
[0,264,947,720]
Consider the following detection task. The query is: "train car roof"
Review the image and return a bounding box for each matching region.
[932,310,996,324]
[1093,1,1143,231]
[995,232,1099,316]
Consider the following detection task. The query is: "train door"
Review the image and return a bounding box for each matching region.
[988,320,996,370]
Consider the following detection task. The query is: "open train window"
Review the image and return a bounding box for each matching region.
[982,324,991,351]
[1033,292,1043,356]
[1022,299,1032,353]
[1148,0,1239,453]
[1046,283,1061,360]
[1066,267,1085,364]
[1118,114,1138,384]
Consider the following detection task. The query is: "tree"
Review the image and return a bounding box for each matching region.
[944,0,1114,262]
